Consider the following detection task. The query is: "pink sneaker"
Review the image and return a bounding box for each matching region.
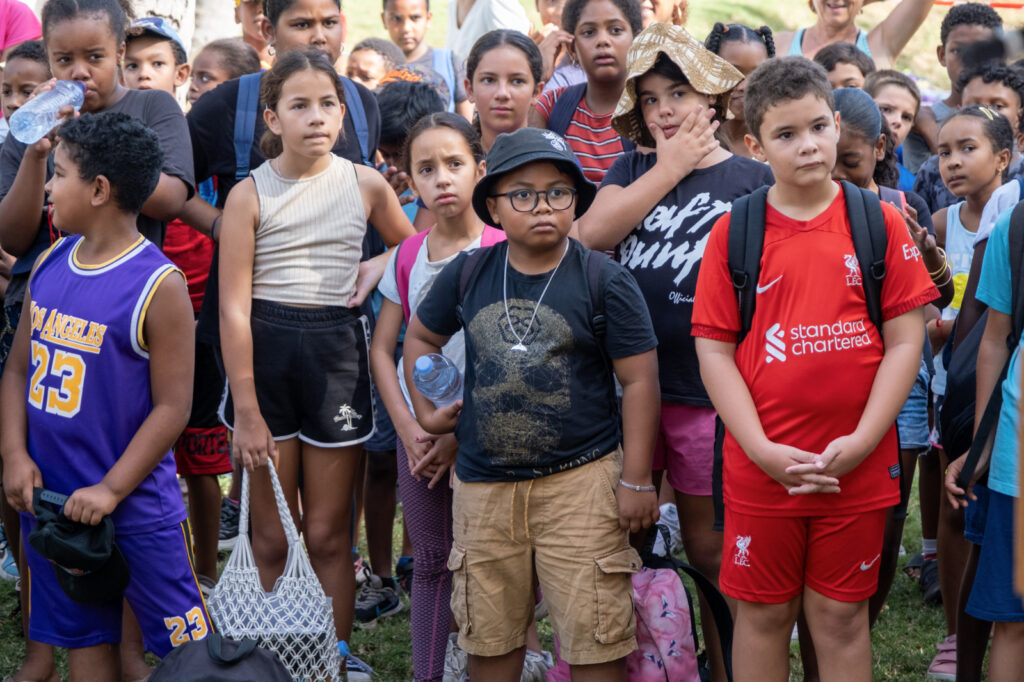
[927,635,956,681]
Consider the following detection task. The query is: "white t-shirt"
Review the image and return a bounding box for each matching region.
[974,178,1022,246]
[377,232,484,415]
[445,0,531,61]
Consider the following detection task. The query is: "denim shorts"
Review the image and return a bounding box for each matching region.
[896,356,931,450]
[966,488,1024,622]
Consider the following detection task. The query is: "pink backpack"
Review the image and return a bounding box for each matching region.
[393,226,505,324]
[547,527,734,682]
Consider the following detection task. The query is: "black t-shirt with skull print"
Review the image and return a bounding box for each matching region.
[414,239,658,482]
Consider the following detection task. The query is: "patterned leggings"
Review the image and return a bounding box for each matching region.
[397,438,454,682]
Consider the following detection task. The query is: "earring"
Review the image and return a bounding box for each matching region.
[267,44,276,56]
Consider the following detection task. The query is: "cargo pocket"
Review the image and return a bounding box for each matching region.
[447,545,472,635]
[593,547,640,644]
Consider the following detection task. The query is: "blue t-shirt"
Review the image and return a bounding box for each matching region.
[975,206,1021,498]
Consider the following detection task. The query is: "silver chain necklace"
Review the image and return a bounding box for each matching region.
[502,241,570,352]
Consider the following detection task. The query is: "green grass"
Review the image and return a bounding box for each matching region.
[344,0,1024,90]
[0,470,962,681]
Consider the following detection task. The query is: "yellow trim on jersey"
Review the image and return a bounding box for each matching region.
[179,521,214,631]
[27,237,65,291]
[71,235,145,270]
[135,267,184,352]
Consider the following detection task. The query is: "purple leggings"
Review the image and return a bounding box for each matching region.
[397,438,454,682]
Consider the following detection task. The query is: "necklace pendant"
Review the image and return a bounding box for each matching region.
[510,343,528,352]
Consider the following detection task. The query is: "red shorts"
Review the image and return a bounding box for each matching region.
[173,426,231,476]
[720,507,887,604]
[651,403,715,496]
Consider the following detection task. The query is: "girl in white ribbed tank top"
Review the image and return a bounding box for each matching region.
[217,48,415,661]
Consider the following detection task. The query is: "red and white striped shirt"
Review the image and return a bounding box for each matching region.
[536,87,625,185]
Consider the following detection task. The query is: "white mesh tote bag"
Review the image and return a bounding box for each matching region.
[208,460,341,682]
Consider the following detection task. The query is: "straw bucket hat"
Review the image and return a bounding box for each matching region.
[611,22,744,147]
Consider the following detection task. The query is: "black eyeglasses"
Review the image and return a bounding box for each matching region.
[488,187,577,213]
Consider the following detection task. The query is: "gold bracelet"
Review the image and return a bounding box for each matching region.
[928,257,950,277]
[929,260,950,280]
[934,266,953,288]
[927,248,948,276]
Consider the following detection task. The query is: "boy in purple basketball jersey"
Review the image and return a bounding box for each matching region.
[0,112,207,678]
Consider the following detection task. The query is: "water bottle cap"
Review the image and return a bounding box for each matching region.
[414,355,433,372]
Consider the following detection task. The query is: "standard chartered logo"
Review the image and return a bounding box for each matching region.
[765,323,786,363]
[765,319,872,364]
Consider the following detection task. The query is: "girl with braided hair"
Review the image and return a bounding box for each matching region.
[704,23,774,159]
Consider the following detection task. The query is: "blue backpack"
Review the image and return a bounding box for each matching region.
[431,48,457,113]
[232,72,372,181]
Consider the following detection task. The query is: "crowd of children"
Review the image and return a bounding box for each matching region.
[1,0,1024,680]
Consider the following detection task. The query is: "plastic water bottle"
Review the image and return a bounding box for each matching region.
[412,354,463,407]
[9,81,85,144]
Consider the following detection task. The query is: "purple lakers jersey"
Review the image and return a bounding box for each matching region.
[26,235,187,534]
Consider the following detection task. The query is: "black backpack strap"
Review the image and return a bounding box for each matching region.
[586,248,606,339]
[670,556,735,682]
[546,82,588,137]
[1009,201,1024,345]
[206,633,258,663]
[954,205,1024,492]
[640,526,734,682]
[727,186,769,344]
[455,246,491,327]
[843,180,887,334]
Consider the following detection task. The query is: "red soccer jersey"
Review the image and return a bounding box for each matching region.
[692,185,937,516]
[535,87,624,184]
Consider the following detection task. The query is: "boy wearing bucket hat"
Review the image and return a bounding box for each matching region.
[579,21,774,682]
[403,126,660,680]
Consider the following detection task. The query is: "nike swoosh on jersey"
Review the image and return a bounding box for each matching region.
[756,275,782,294]
[860,554,881,571]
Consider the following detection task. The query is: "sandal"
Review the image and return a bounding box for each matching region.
[926,635,956,680]
[920,557,942,605]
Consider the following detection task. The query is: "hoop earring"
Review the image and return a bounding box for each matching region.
[267,44,276,56]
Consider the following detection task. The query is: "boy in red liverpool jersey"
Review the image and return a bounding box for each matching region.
[692,57,938,682]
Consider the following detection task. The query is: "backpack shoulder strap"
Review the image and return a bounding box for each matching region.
[586,248,606,339]
[395,230,431,325]
[480,225,506,248]
[728,186,769,344]
[431,48,457,112]
[546,82,587,137]
[455,244,492,326]
[843,180,887,334]
[1008,202,1024,344]
[233,73,262,181]
[340,76,371,166]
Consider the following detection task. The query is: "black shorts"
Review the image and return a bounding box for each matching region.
[219,299,375,447]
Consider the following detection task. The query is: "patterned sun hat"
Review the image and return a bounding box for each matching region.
[612,22,744,147]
